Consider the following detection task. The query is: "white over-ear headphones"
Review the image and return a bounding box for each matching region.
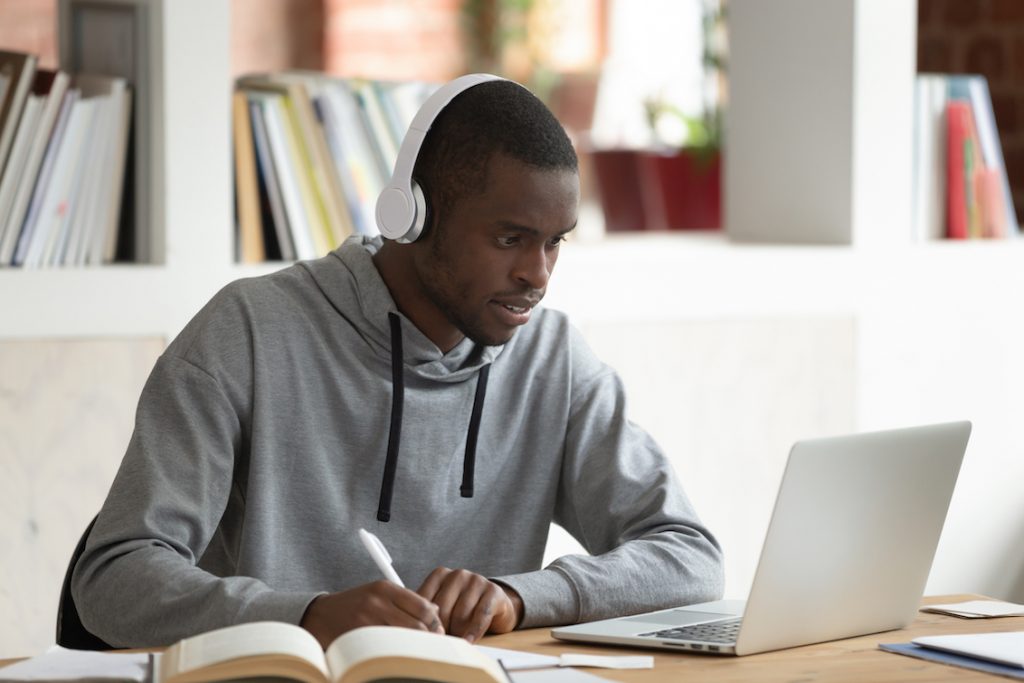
[375,73,505,243]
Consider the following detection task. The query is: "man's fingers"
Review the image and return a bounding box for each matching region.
[417,566,451,603]
[414,568,516,640]
[461,588,501,643]
[365,580,443,633]
[447,579,489,638]
[430,569,481,631]
[382,606,441,632]
[390,583,444,633]
[301,581,445,647]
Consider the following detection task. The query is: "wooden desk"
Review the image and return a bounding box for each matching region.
[481,595,1024,682]
[2,595,1019,681]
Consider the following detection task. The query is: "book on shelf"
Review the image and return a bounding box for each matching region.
[911,74,948,242]
[243,73,356,245]
[238,74,352,256]
[352,79,401,176]
[913,73,1018,242]
[249,96,296,261]
[22,89,96,268]
[2,71,132,269]
[316,79,390,235]
[75,73,133,266]
[11,87,77,267]
[0,50,38,179]
[0,92,44,259]
[249,91,319,261]
[950,75,1016,238]
[0,69,69,265]
[233,73,436,262]
[233,90,266,263]
[58,0,160,265]
[945,99,970,240]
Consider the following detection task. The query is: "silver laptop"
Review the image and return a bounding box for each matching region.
[552,421,972,656]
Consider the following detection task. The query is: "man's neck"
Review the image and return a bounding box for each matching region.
[372,242,463,353]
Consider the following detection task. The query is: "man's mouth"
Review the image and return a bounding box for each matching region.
[490,297,539,326]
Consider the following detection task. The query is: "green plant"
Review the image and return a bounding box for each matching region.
[645,0,726,153]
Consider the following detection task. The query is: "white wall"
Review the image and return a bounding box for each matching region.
[0,338,163,657]
[542,237,1024,606]
[562,316,857,600]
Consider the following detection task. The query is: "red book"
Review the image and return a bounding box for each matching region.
[946,100,970,239]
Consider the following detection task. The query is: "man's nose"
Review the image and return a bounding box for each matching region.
[512,246,552,290]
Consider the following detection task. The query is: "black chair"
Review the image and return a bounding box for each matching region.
[56,515,113,650]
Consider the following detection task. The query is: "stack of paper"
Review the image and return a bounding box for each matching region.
[477,645,653,683]
[922,600,1024,619]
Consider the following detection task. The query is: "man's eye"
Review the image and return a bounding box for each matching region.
[548,235,567,247]
[497,236,519,247]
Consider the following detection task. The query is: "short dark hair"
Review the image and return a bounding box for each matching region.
[413,79,578,227]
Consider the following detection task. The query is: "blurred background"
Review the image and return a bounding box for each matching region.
[3,0,1024,221]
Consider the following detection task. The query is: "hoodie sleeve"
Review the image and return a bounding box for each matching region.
[71,288,320,647]
[496,326,725,628]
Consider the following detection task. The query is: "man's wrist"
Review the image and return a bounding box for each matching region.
[299,594,331,648]
[501,585,524,629]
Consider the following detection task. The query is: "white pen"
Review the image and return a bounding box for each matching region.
[358,528,406,587]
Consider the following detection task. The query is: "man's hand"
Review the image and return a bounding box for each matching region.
[417,567,524,643]
[300,581,444,649]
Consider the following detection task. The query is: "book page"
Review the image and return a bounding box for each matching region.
[161,621,328,683]
[326,627,506,683]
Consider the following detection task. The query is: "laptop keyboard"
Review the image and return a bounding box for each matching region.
[640,617,742,644]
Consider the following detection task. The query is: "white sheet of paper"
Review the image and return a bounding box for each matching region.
[922,600,1024,618]
[476,645,560,671]
[0,646,152,682]
[476,644,654,673]
[558,654,654,669]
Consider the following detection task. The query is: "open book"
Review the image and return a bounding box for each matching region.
[159,621,510,683]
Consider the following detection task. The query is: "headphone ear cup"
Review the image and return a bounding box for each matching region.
[377,74,503,243]
[401,179,430,243]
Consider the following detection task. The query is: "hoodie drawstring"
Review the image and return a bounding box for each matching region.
[460,363,490,498]
[377,313,491,522]
[377,313,406,522]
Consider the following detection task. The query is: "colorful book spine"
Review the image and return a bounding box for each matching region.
[958,76,1019,235]
[231,74,435,260]
[945,100,969,240]
[249,97,295,261]
[233,90,266,263]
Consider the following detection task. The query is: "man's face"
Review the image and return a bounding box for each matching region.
[412,154,580,348]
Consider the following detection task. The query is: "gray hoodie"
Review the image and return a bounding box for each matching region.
[73,236,724,647]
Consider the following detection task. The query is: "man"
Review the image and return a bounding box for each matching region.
[73,77,724,649]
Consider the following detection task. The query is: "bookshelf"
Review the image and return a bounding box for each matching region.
[0,0,234,340]
[3,0,1024,660]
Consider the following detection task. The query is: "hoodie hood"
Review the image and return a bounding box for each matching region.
[299,235,504,384]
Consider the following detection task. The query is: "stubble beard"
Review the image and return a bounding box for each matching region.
[419,232,511,349]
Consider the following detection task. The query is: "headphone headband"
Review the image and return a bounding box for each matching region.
[376,73,505,243]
